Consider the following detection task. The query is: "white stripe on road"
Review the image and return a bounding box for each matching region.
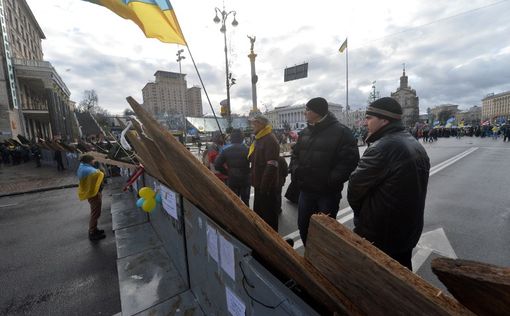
[0,203,18,208]
[286,147,479,250]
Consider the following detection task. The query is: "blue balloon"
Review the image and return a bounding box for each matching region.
[155,193,162,203]
[136,197,145,208]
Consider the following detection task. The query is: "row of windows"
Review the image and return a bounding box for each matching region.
[4,1,42,60]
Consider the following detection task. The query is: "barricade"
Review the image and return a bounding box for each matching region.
[112,169,319,315]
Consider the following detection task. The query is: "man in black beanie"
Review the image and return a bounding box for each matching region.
[348,97,430,270]
[291,97,359,245]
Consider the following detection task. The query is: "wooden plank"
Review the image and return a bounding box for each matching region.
[85,151,137,170]
[432,257,510,316]
[126,96,360,315]
[305,214,473,316]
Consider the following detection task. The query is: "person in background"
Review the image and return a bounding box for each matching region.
[214,129,251,206]
[248,115,281,231]
[77,154,106,241]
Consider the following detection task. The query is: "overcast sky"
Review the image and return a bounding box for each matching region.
[25,0,510,115]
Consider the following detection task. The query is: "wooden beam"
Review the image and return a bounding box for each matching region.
[126,96,360,315]
[84,151,137,170]
[305,214,473,315]
[432,257,510,316]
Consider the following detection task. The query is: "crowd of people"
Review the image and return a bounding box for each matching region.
[410,123,510,142]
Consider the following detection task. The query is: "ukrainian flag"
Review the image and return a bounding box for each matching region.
[77,163,105,201]
[83,0,186,45]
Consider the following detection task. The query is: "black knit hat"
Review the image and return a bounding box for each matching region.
[230,129,243,144]
[366,97,403,121]
[306,97,329,117]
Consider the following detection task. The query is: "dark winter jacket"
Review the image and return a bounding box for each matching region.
[214,143,250,188]
[348,121,430,254]
[290,112,359,194]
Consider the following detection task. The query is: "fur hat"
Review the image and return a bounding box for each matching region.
[366,97,402,121]
[305,97,329,117]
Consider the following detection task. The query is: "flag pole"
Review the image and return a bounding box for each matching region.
[346,38,349,128]
[185,46,224,136]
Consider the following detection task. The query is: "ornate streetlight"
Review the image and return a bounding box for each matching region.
[213,7,238,130]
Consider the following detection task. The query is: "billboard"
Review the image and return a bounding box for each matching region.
[284,63,308,82]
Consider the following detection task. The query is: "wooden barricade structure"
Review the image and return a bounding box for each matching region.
[121,96,504,315]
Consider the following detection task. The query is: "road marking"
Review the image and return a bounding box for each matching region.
[285,147,478,252]
[429,147,478,176]
[412,228,457,272]
[0,203,18,208]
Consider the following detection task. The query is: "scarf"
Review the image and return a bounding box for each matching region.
[248,125,272,158]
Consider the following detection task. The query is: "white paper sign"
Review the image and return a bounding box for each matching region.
[219,234,235,281]
[206,224,219,262]
[160,185,178,220]
[225,287,246,316]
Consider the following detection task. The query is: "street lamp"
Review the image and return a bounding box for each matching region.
[213,7,238,130]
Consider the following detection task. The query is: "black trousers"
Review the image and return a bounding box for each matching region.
[253,188,279,231]
[388,249,413,270]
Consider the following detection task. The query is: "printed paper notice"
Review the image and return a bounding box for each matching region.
[219,234,235,281]
[206,224,219,262]
[160,185,178,220]
[226,287,245,316]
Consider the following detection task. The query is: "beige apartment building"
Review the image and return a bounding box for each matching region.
[482,91,510,121]
[0,0,73,141]
[142,71,203,118]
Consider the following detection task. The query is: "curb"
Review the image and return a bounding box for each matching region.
[0,183,79,198]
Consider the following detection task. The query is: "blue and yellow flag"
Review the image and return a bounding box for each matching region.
[77,163,105,201]
[83,0,186,45]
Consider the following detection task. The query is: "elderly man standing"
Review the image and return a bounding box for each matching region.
[348,97,430,270]
[248,115,281,231]
[291,97,359,245]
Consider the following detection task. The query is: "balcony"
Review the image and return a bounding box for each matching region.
[12,58,70,96]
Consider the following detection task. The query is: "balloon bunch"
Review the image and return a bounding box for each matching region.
[136,187,162,212]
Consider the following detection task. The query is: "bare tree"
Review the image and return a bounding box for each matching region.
[78,90,98,113]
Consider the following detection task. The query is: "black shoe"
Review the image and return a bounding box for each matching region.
[94,228,105,234]
[89,230,106,241]
[285,238,294,248]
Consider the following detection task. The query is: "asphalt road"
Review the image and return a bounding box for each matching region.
[276,136,510,287]
[0,182,121,315]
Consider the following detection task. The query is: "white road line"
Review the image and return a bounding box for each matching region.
[0,203,18,208]
[287,146,479,250]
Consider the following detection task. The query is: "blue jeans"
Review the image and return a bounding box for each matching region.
[298,191,341,245]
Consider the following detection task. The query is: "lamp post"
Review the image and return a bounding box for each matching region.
[213,7,238,130]
[176,49,186,139]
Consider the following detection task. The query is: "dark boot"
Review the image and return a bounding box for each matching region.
[89,230,106,241]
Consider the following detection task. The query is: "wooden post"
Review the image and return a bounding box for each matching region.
[305,214,473,315]
[432,257,510,316]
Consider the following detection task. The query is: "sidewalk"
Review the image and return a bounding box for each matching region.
[0,162,77,197]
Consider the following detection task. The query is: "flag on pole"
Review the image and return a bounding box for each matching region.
[339,38,347,53]
[83,0,186,45]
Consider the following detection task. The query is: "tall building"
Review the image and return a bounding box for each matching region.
[142,71,203,117]
[266,103,343,130]
[186,86,203,117]
[390,67,419,127]
[0,0,73,141]
[482,91,510,121]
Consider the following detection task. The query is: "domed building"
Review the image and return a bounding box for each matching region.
[390,66,419,128]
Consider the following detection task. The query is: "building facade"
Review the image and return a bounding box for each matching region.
[390,68,419,128]
[142,71,203,117]
[456,105,482,126]
[266,103,343,130]
[430,104,460,124]
[186,86,203,117]
[0,0,73,141]
[482,91,510,122]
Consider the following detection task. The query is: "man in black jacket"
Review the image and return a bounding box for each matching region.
[348,97,430,270]
[214,129,251,206]
[291,97,359,245]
